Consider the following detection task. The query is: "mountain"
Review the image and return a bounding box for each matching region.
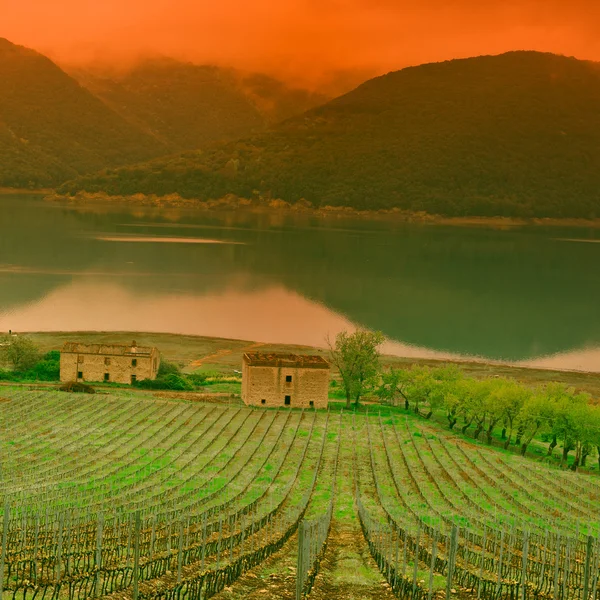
[0,38,169,188]
[69,60,329,151]
[62,51,600,218]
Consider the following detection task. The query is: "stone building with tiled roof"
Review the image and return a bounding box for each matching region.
[60,341,160,385]
[241,352,330,409]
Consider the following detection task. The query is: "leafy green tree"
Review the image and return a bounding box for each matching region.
[444,386,463,430]
[25,352,60,381]
[158,359,181,377]
[0,335,40,372]
[515,390,554,456]
[498,380,530,449]
[543,383,572,456]
[459,379,493,437]
[550,388,591,467]
[587,407,600,471]
[328,330,384,409]
[424,366,463,419]
[376,368,412,409]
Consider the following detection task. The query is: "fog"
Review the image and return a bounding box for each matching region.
[3,0,600,93]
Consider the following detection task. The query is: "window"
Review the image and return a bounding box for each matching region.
[284,395,291,406]
[131,374,137,384]
[77,371,83,379]
[77,355,84,364]
[104,357,111,366]
[261,399,266,405]
[104,373,110,382]
[309,401,314,408]
[285,375,292,383]
[132,359,137,367]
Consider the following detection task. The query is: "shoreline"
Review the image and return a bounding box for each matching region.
[38,190,600,230]
[12,329,600,382]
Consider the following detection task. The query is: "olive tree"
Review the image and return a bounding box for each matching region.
[376,368,413,409]
[327,329,384,409]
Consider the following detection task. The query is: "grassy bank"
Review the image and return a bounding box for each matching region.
[20,330,600,398]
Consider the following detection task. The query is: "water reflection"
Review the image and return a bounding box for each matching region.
[1,278,598,372]
[0,280,355,347]
[1,194,600,368]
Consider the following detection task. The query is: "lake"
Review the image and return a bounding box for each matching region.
[1,193,599,371]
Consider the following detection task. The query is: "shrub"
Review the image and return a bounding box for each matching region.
[60,381,96,394]
[135,374,194,391]
[24,356,60,381]
[158,360,181,377]
[187,372,208,386]
[43,350,60,362]
[0,369,18,382]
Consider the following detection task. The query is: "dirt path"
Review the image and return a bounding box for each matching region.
[309,518,396,600]
[309,420,396,600]
[213,415,396,599]
[211,532,298,599]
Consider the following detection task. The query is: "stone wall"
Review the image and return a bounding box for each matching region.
[242,362,329,408]
[60,351,159,385]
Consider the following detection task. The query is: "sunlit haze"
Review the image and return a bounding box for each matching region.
[3,0,600,91]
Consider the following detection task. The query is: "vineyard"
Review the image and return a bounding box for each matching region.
[0,388,599,600]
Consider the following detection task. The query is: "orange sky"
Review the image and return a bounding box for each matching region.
[3,0,600,91]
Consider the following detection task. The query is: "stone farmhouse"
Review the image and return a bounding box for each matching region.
[60,341,160,385]
[241,352,330,408]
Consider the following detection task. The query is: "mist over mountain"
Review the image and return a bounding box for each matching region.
[0,39,329,188]
[0,38,168,187]
[63,51,600,218]
[69,59,329,150]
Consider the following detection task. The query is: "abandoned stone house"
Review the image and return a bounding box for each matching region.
[60,341,160,385]
[241,352,330,408]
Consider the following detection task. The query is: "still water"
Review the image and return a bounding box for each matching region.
[1,194,599,371]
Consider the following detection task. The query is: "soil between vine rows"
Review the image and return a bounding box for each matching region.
[2,388,600,600]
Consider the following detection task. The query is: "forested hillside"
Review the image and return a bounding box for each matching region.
[71,60,329,150]
[0,38,168,187]
[0,40,328,188]
[62,51,600,218]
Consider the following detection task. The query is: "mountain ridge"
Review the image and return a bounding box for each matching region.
[0,38,329,188]
[60,50,600,218]
[0,37,171,187]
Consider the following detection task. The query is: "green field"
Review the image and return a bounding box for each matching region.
[1,388,599,599]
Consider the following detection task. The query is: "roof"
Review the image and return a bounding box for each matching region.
[243,352,330,369]
[61,342,155,357]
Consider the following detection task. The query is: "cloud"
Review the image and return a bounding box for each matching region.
[3,0,600,91]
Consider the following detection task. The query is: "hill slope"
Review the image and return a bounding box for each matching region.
[70,60,330,151]
[0,38,170,187]
[62,51,600,218]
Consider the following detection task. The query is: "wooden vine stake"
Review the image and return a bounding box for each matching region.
[55,512,64,583]
[0,501,8,600]
[413,521,422,598]
[94,513,103,597]
[446,525,458,600]
[521,530,529,600]
[296,520,306,600]
[428,529,438,600]
[177,519,184,584]
[132,511,141,600]
[583,535,593,600]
